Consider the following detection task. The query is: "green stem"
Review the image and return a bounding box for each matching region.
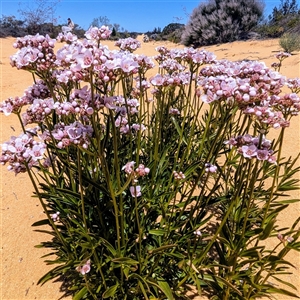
[77,148,87,229]
[25,162,71,255]
[260,128,286,232]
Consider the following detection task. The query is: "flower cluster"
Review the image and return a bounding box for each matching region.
[275,52,291,61]
[150,72,191,87]
[10,34,56,71]
[54,86,104,117]
[159,58,186,73]
[115,37,141,52]
[76,259,91,275]
[0,96,30,116]
[85,26,112,41]
[25,80,52,100]
[122,161,150,178]
[277,233,294,245]
[154,46,216,66]
[204,163,217,173]
[122,161,150,197]
[286,78,300,93]
[104,96,144,135]
[198,60,286,106]
[269,93,300,116]
[243,105,290,128]
[56,31,78,43]
[0,132,46,174]
[1,80,52,117]
[225,134,276,163]
[22,98,55,125]
[42,121,93,149]
[51,211,60,222]
[173,170,186,180]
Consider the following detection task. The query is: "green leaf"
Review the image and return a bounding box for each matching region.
[102,284,119,298]
[278,199,300,204]
[272,275,299,290]
[149,229,167,236]
[157,279,174,300]
[73,286,88,300]
[259,218,276,240]
[98,237,117,256]
[171,116,187,145]
[148,244,177,255]
[138,281,150,300]
[111,257,139,265]
[263,286,300,298]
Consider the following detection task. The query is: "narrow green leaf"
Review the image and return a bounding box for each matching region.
[111,257,139,265]
[264,286,300,298]
[259,218,276,240]
[73,286,88,300]
[138,281,150,300]
[272,275,298,290]
[157,279,174,300]
[102,284,119,298]
[148,244,177,254]
[171,116,187,145]
[98,237,117,256]
[149,229,167,236]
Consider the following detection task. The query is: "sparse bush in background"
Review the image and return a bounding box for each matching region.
[17,0,60,35]
[0,15,27,37]
[255,0,300,38]
[181,0,264,47]
[161,23,185,43]
[279,32,300,53]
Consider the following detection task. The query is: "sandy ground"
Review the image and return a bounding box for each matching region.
[0,36,299,300]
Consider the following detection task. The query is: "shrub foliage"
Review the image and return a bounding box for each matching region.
[1,27,300,300]
[181,0,264,47]
[256,0,300,38]
[279,32,300,53]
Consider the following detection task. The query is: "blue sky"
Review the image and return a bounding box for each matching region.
[0,0,291,33]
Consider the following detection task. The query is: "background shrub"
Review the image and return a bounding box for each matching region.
[181,0,264,47]
[255,0,300,38]
[279,32,300,53]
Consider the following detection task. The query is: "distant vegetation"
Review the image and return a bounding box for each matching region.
[279,32,300,53]
[255,0,300,38]
[0,0,299,49]
[181,0,265,47]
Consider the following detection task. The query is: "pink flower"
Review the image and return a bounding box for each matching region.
[194,230,202,236]
[173,171,185,180]
[115,37,141,52]
[122,161,135,174]
[76,259,91,275]
[241,145,257,158]
[85,26,112,41]
[256,149,269,161]
[135,164,150,177]
[130,185,141,197]
[150,74,165,86]
[51,211,60,222]
[119,57,139,73]
[205,163,217,173]
[76,49,94,69]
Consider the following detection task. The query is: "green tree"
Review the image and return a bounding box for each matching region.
[258,0,300,37]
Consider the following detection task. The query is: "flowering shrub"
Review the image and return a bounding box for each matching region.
[1,27,300,299]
